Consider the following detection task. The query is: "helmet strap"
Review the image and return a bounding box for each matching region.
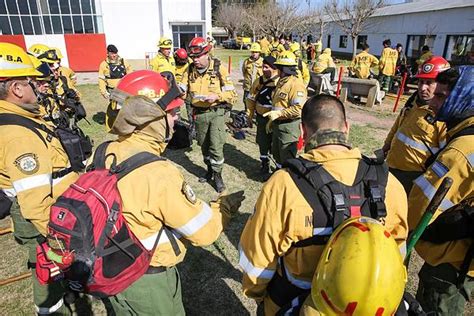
[156,82,181,111]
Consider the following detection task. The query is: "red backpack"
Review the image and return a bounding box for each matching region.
[36,142,176,297]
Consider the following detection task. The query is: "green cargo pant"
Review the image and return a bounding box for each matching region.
[256,114,272,161]
[389,168,423,195]
[272,119,301,166]
[194,107,226,173]
[379,74,393,93]
[417,262,473,316]
[10,203,70,315]
[109,266,185,316]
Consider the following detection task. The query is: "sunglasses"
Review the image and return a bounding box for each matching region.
[161,39,172,46]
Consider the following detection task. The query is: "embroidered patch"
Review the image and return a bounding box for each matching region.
[182,182,197,204]
[14,153,39,175]
[279,92,287,98]
[422,63,434,73]
[296,91,304,97]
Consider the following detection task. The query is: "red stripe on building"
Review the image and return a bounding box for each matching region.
[0,35,26,50]
[65,34,106,72]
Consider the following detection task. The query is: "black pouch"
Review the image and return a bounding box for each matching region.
[56,126,93,172]
[421,206,474,243]
[167,121,192,150]
[0,190,13,220]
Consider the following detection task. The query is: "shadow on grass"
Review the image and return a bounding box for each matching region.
[92,111,106,125]
[164,146,207,180]
[224,143,264,183]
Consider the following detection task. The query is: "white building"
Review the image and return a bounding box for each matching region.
[0,0,212,71]
[318,0,473,64]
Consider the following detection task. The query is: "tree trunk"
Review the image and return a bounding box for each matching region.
[352,35,358,59]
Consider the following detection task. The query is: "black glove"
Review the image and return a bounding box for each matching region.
[395,292,426,316]
[0,190,13,220]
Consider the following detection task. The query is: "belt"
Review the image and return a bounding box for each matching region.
[192,105,226,113]
[145,266,167,274]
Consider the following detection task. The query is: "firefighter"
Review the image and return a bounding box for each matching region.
[290,42,310,86]
[98,44,132,129]
[51,47,77,87]
[263,51,307,167]
[104,70,244,314]
[314,38,322,60]
[416,45,433,67]
[383,57,450,194]
[379,39,398,93]
[239,94,408,315]
[349,43,379,79]
[408,66,473,315]
[259,35,271,57]
[269,37,285,58]
[0,43,79,315]
[181,37,237,193]
[312,48,336,83]
[174,48,192,122]
[150,37,176,76]
[245,56,279,175]
[242,43,263,108]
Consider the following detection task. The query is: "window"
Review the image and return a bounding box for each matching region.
[0,0,103,35]
[357,35,368,49]
[339,35,347,48]
[172,24,204,49]
[444,35,473,65]
[406,35,435,58]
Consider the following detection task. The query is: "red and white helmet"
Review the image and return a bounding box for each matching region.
[112,70,183,111]
[416,56,451,80]
[174,48,188,61]
[188,37,211,57]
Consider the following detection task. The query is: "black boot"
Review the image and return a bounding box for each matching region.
[199,165,213,183]
[260,158,270,174]
[213,171,226,193]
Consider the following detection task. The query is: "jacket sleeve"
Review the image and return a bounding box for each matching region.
[158,166,229,246]
[245,78,260,119]
[384,110,404,148]
[279,79,307,120]
[218,65,237,105]
[371,55,380,67]
[302,62,310,86]
[98,61,108,95]
[4,136,57,235]
[384,173,409,255]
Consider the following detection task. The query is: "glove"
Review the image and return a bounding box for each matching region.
[102,91,110,99]
[263,110,282,134]
[212,190,245,218]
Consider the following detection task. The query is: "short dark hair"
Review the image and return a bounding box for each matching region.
[421,45,430,52]
[436,68,460,91]
[107,44,118,53]
[361,43,369,50]
[383,39,391,46]
[396,43,403,48]
[302,94,347,134]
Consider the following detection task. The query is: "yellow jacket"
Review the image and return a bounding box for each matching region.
[259,38,271,55]
[175,60,191,84]
[0,101,79,235]
[416,51,433,66]
[59,66,77,86]
[408,116,474,277]
[270,42,285,58]
[379,47,398,76]
[150,52,176,75]
[271,75,307,120]
[296,58,310,86]
[350,51,379,79]
[182,58,237,108]
[97,133,230,267]
[98,57,132,96]
[239,148,409,315]
[385,94,447,171]
[312,49,335,74]
[245,74,279,120]
[242,56,264,91]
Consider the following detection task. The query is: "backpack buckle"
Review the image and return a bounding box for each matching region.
[108,208,119,223]
[370,185,382,203]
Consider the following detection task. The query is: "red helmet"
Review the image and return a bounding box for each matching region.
[188,37,211,57]
[416,56,451,79]
[175,48,188,60]
[114,70,183,111]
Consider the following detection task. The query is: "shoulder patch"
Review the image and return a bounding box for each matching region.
[14,153,39,175]
[182,182,197,204]
[279,92,287,99]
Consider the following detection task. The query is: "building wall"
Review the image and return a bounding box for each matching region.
[322,7,474,59]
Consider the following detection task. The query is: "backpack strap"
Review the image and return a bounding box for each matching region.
[357,156,388,220]
[0,113,56,147]
[212,58,225,88]
[113,152,166,180]
[92,141,113,170]
[298,58,303,72]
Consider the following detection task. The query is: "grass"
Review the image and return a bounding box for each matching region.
[0,59,472,315]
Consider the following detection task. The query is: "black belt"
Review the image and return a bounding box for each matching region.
[267,271,308,307]
[52,167,74,179]
[145,266,167,274]
[192,104,228,113]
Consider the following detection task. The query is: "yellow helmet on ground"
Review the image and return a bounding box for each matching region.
[158,37,173,49]
[51,47,63,59]
[290,42,300,53]
[27,43,50,57]
[312,217,407,316]
[0,43,42,79]
[250,43,261,53]
[274,51,297,66]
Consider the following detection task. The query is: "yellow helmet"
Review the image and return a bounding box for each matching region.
[27,43,50,57]
[290,42,300,53]
[0,43,42,79]
[274,51,297,66]
[250,43,261,53]
[158,37,173,49]
[37,49,60,64]
[51,47,63,59]
[312,217,407,316]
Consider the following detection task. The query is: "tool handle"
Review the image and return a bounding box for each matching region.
[405,177,453,260]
